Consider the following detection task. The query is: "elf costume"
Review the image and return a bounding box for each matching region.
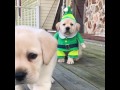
[54,6,85,59]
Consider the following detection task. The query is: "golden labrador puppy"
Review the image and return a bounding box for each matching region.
[15,26,57,90]
[55,18,86,64]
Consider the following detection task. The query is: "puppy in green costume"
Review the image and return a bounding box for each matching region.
[54,6,86,64]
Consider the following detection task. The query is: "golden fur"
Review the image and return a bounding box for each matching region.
[15,26,57,90]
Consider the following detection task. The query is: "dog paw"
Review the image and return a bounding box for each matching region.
[67,58,74,64]
[51,78,55,84]
[81,43,86,48]
[58,59,65,63]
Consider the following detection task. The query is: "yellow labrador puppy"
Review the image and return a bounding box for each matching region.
[55,18,86,64]
[15,26,57,90]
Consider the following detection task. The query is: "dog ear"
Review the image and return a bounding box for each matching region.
[56,22,60,30]
[37,30,57,65]
[76,23,80,31]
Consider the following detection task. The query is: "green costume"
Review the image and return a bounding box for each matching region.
[54,6,85,59]
[54,32,84,58]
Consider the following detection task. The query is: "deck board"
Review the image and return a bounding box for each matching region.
[52,64,99,90]
[51,79,65,90]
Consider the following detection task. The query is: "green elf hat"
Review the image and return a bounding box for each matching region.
[61,6,76,22]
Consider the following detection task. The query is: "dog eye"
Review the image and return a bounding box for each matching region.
[63,24,66,26]
[27,53,38,60]
[70,23,73,26]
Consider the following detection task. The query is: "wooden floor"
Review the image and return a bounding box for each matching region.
[51,39,105,90]
[22,39,105,90]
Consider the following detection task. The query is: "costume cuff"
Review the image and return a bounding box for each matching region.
[81,43,85,45]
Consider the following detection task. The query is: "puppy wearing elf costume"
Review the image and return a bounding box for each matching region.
[54,6,86,64]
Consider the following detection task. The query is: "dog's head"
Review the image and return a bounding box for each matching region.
[15,26,57,85]
[56,18,80,37]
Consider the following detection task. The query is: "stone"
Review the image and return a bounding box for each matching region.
[92,0,96,4]
[83,0,105,37]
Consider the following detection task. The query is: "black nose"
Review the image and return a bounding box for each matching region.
[15,72,27,81]
[66,27,70,31]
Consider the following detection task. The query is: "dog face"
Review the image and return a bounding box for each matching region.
[15,26,57,85]
[56,18,80,37]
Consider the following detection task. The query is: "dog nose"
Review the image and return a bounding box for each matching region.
[66,27,70,31]
[15,72,27,81]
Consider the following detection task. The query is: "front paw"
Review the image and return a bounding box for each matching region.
[67,58,74,64]
[58,59,65,63]
[81,43,86,48]
[51,78,55,84]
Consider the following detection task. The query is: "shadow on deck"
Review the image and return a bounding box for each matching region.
[51,39,105,90]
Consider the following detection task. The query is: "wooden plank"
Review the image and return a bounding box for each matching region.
[83,45,105,57]
[83,42,105,53]
[84,42,105,52]
[44,26,53,30]
[85,39,105,45]
[51,79,65,90]
[84,46,105,53]
[22,0,37,7]
[83,49,105,58]
[41,7,57,11]
[83,40,105,61]
[41,0,54,4]
[78,56,105,73]
[41,15,55,18]
[53,64,99,90]
[40,4,58,8]
[41,11,56,14]
[83,51,105,61]
[83,52,105,64]
[58,63,105,90]
[41,0,58,5]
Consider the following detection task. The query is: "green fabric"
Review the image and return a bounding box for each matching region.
[54,32,84,51]
[57,50,66,56]
[57,50,78,56]
[68,50,78,56]
[64,6,72,15]
[61,14,76,22]
[68,55,78,58]
[57,55,78,59]
[61,6,76,22]
[57,56,65,59]
[57,50,79,59]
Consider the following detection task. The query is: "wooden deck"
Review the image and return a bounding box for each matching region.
[21,39,105,90]
[51,39,105,90]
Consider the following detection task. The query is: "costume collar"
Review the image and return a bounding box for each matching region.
[58,31,77,39]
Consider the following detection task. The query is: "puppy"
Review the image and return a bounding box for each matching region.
[15,26,57,90]
[54,18,86,64]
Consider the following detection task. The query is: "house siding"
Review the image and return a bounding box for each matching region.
[15,0,60,29]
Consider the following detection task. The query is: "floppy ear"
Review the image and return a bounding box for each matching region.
[56,22,60,30]
[76,23,80,31]
[37,30,57,65]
